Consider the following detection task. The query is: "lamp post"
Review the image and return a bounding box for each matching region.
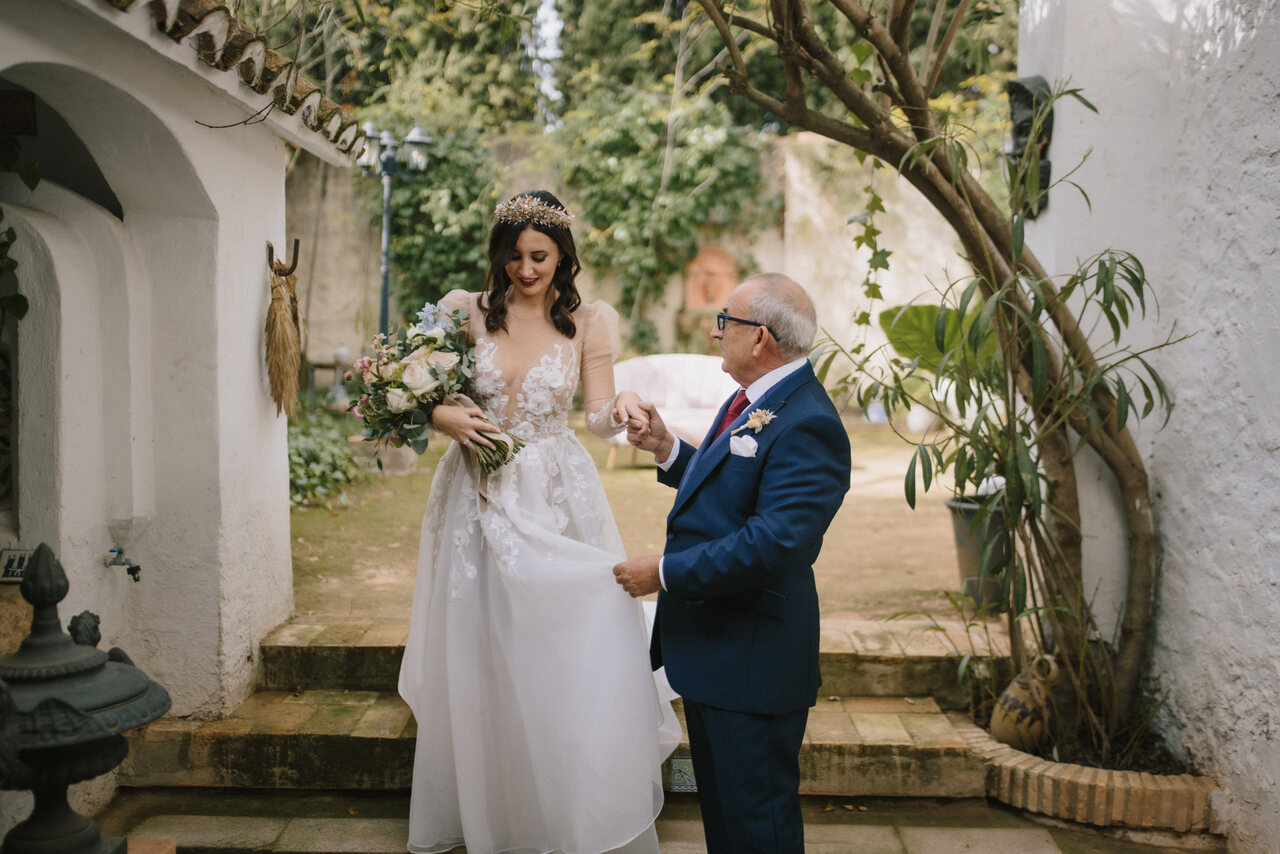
[356,123,431,335]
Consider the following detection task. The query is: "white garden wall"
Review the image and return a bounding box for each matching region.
[0,0,356,834]
[1019,1,1280,849]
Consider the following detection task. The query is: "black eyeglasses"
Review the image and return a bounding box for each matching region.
[716,312,777,339]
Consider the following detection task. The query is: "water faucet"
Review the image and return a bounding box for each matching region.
[104,547,141,582]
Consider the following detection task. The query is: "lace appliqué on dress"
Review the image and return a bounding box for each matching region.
[514,342,576,440]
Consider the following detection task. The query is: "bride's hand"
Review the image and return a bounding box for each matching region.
[431,404,501,450]
[612,390,650,431]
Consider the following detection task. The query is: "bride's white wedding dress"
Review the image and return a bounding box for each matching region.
[398,290,678,854]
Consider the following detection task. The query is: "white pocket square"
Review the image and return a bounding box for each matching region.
[729,434,758,457]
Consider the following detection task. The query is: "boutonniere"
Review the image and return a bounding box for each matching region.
[732,408,776,435]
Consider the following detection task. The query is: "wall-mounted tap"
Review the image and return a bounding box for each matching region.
[104,547,141,582]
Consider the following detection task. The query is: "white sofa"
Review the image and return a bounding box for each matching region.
[607,353,740,468]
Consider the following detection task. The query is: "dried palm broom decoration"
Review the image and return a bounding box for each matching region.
[265,240,302,417]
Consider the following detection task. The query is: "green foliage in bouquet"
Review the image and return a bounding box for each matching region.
[350,303,523,474]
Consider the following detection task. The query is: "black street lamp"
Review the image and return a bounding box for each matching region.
[356,123,431,335]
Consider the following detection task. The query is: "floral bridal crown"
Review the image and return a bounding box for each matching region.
[493,195,575,230]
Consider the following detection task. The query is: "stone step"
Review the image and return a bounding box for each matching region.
[120,694,986,799]
[100,790,1152,854]
[259,618,1011,710]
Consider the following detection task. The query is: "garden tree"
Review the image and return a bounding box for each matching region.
[230,0,538,122]
[230,1,539,322]
[556,1,1015,129]
[690,0,1172,765]
[558,89,772,350]
[554,3,777,351]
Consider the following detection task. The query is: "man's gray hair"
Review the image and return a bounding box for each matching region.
[747,274,817,360]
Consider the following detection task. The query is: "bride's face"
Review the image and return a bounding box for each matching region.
[505,227,561,305]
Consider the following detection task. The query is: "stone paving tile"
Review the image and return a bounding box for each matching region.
[847,622,902,656]
[274,817,410,853]
[899,712,966,752]
[893,622,957,657]
[351,696,413,739]
[281,690,380,707]
[848,712,914,746]
[841,696,940,714]
[804,710,860,746]
[314,623,374,645]
[128,815,287,850]
[306,703,372,736]
[193,717,254,739]
[806,825,905,854]
[355,623,409,647]
[126,841,176,854]
[818,623,855,652]
[234,697,317,734]
[898,826,1060,853]
[263,622,327,647]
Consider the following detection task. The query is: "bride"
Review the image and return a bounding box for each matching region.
[398,190,677,854]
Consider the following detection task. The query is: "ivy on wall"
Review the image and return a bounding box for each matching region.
[558,91,778,351]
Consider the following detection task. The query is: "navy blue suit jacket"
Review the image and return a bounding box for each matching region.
[651,362,851,715]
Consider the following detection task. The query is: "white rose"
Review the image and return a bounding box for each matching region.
[426,350,460,374]
[385,388,415,413]
[421,327,445,345]
[402,346,431,365]
[402,361,441,397]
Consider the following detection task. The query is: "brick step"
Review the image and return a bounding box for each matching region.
[259,618,1011,710]
[120,694,985,799]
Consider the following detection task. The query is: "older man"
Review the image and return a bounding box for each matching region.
[614,273,851,853]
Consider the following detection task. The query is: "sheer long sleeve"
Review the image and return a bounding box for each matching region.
[580,301,624,439]
[437,288,474,335]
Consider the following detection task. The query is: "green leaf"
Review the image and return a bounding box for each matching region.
[1031,333,1047,407]
[814,348,838,384]
[919,442,933,491]
[953,447,969,492]
[850,41,875,65]
[933,305,951,353]
[1066,89,1099,113]
[1098,256,1116,308]
[957,653,972,683]
[1114,377,1132,430]
[904,449,918,509]
[1012,214,1024,260]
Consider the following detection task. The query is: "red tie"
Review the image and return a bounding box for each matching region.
[714,389,750,439]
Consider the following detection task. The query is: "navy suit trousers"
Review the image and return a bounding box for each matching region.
[682,699,810,853]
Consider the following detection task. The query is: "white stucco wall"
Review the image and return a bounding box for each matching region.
[0,0,340,833]
[1020,1,1280,849]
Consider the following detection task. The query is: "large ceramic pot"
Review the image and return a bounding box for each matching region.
[944,496,1006,612]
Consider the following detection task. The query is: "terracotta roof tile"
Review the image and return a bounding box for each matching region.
[101,0,363,157]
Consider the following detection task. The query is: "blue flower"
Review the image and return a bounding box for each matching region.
[416,302,439,329]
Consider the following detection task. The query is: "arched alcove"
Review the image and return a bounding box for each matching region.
[0,60,230,719]
[1,62,215,219]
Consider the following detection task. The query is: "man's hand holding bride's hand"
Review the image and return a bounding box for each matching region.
[612,390,649,433]
[626,401,674,460]
[431,403,501,450]
[612,555,661,598]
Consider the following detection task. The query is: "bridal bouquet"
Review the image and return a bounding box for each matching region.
[348,302,523,474]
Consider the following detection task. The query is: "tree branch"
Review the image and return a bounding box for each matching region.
[925,0,971,96]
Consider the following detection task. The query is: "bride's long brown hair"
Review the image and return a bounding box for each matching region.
[481,190,583,338]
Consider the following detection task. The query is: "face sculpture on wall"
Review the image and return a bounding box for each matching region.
[680,247,739,353]
[1007,75,1054,219]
